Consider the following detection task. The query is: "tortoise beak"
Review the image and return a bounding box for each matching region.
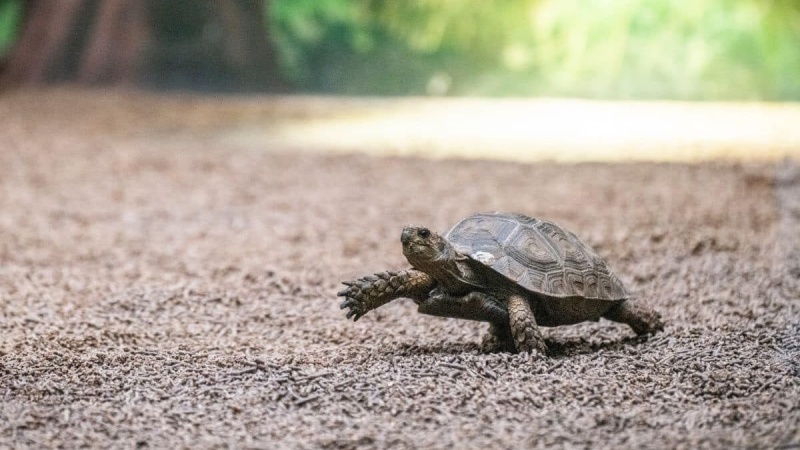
[401,226,415,246]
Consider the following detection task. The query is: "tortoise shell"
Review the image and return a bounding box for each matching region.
[444,212,629,301]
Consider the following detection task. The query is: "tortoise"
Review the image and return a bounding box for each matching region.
[338,212,664,354]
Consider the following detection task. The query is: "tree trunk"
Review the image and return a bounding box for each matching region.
[77,0,148,84]
[1,0,285,91]
[1,0,89,85]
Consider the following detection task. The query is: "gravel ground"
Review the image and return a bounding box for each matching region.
[0,90,798,449]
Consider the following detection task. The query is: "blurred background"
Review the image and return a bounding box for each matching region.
[0,0,799,161]
[2,0,800,98]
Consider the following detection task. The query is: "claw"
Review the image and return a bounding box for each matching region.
[346,310,357,319]
[337,289,349,296]
[342,281,353,287]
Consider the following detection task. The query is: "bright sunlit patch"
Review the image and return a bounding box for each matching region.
[502,44,532,70]
[223,98,800,163]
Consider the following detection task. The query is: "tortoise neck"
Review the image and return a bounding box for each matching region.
[418,244,473,294]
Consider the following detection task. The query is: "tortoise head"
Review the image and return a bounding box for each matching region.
[401,225,452,269]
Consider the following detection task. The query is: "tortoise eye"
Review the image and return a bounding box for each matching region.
[418,228,431,239]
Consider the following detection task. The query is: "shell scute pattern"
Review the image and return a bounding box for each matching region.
[583,272,600,298]
[445,212,629,300]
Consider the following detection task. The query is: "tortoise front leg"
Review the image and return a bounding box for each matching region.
[508,294,548,355]
[338,269,435,321]
[417,290,509,324]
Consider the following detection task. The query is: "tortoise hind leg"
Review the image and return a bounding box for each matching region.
[508,295,548,355]
[603,300,664,335]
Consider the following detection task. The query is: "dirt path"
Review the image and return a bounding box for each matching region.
[0,90,798,448]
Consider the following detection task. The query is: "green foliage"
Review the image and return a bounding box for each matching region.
[268,0,375,89]
[0,0,21,58]
[501,0,800,99]
[269,0,800,99]
[268,0,532,94]
[364,0,531,57]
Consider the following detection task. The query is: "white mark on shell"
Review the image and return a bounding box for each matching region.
[471,251,496,265]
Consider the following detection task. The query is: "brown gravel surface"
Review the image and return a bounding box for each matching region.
[0,90,799,449]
